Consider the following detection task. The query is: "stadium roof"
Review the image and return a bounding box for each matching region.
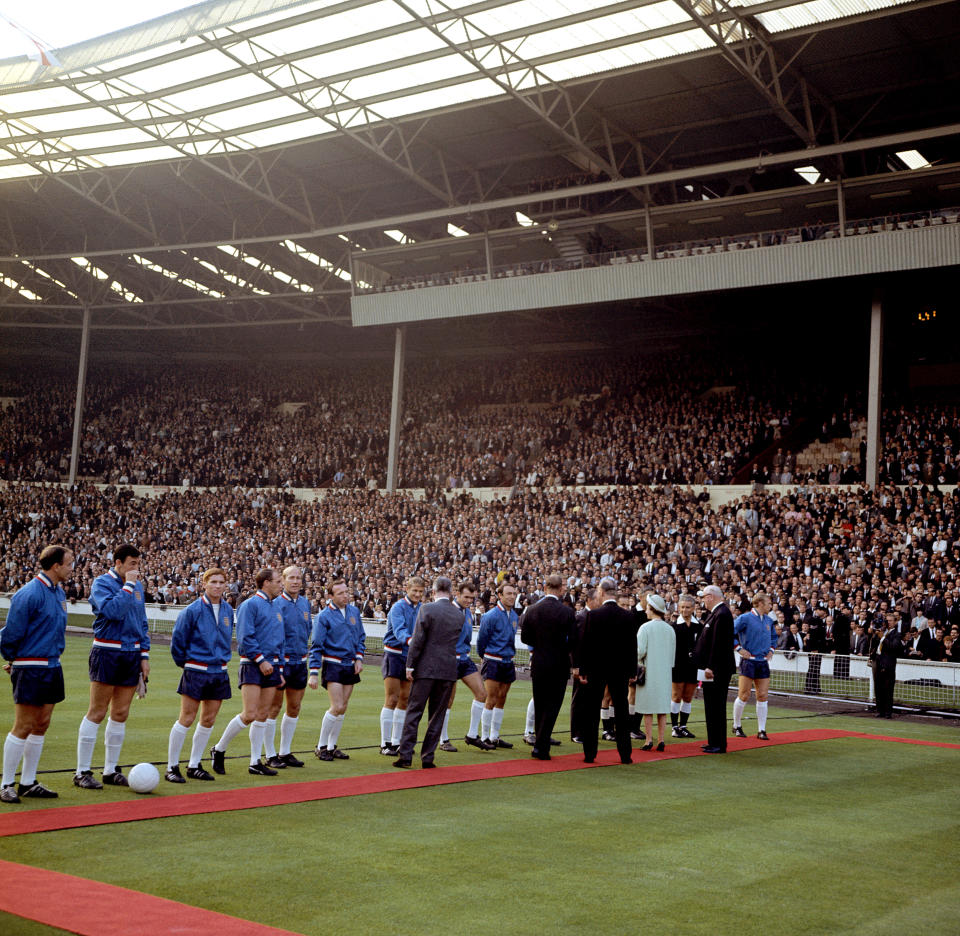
[0,0,958,353]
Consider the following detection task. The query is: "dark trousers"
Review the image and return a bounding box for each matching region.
[834,653,850,680]
[579,673,632,762]
[804,653,822,693]
[531,664,568,756]
[398,677,454,763]
[874,664,896,716]
[702,680,730,751]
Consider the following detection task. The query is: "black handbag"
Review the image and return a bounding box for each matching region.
[636,664,646,686]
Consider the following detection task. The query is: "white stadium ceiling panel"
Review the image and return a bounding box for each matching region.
[0,0,935,182]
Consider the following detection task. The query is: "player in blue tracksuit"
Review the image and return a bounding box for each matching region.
[308,579,365,762]
[476,581,520,748]
[732,592,778,740]
[211,568,285,777]
[442,580,488,751]
[164,567,235,783]
[75,543,150,791]
[379,577,424,755]
[1,545,74,803]
[261,566,314,769]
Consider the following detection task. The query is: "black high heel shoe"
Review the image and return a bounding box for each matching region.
[641,741,653,751]
[656,741,665,752]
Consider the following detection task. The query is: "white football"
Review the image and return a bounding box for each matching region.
[128,762,160,794]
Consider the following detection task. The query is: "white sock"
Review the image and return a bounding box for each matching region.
[468,700,484,738]
[608,706,615,718]
[628,703,636,717]
[680,701,692,715]
[248,721,266,765]
[20,734,45,785]
[2,733,25,787]
[380,707,394,746]
[391,709,406,746]
[491,707,505,740]
[670,700,681,714]
[262,718,277,758]
[189,724,213,768]
[601,707,611,721]
[279,715,298,756]
[441,709,451,743]
[167,721,189,770]
[76,716,100,775]
[525,698,535,734]
[103,718,125,775]
[318,711,336,749]
[215,714,248,752]
[328,714,345,750]
[756,701,769,732]
[733,697,746,729]
[480,707,493,741]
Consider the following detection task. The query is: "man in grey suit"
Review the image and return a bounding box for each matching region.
[394,577,463,769]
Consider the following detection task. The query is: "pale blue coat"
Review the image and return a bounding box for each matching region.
[635,617,676,715]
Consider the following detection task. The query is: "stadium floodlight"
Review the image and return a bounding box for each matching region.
[129,253,223,298]
[0,272,41,301]
[794,166,821,184]
[216,244,312,293]
[20,261,79,300]
[515,211,536,227]
[896,149,932,170]
[70,256,143,303]
[384,229,414,244]
[191,253,270,296]
[447,223,470,237]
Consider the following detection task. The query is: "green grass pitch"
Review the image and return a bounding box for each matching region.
[2,635,959,935]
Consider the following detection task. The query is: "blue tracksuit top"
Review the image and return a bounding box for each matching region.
[237,590,284,666]
[384,596,420,657]
[170,594,234,673]
[278,591,312,662]
[733,610,778,659]
[90,568,150,658]
[0,572,67,668]
[456,605,475,660]
[309,602,365,673]
[477,602,518,661]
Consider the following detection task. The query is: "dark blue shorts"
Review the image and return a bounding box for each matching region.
[178,669,232,701]
[89,648,142,687]
[457,658,478,679]
[740,658,771,680]
[381,652,409,681]
[11,667,65,706]
[481,659,516,684]
[239,662,282,688]
[283,662,309,691]
[321,660,360,689]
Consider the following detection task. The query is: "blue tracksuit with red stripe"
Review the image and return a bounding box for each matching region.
[90,568,150,659]
[309,602,365,673]
[384,596,420,660]
[0,572,67,670]
[477,602,518,662]
[170,594,234,673]
[237,590,284,667]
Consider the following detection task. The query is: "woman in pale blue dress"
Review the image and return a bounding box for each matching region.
[635,594,676,752]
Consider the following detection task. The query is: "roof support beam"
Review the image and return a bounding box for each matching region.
[671,0,833,146]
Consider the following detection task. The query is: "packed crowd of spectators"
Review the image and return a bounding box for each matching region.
[0,352,806,491]
[879,403,960,486]
[2,479,958,663]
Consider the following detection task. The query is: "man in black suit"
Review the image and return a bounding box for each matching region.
[569,586,600,742]
[830,604,851,680]
[916,620,941,660]
[520,574,578,761]
[871,612,903,718]
[393,577,463,768]
[574,577,637,765]
[693,585,735,753]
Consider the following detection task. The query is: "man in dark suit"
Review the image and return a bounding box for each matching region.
[393,577,463,768]
[574,577,638,765]
[693,585,735,753]
[871,612,903,718]
[520,574,578,761]
[831,605,851,680]
[569,587,600,742]
[916,620,941,660]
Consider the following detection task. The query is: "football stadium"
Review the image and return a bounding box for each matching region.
[1,1,959,934]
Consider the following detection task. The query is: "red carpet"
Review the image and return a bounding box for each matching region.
[0,858,307,936]
[1,729,955,841]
